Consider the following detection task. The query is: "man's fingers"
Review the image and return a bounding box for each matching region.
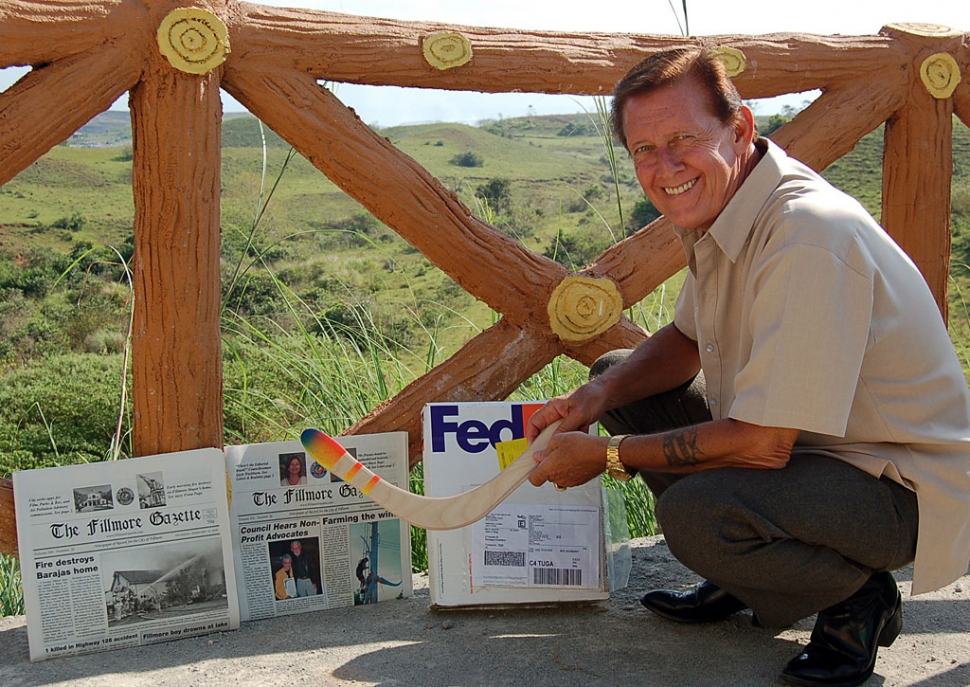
[526,402,568,442]
[527,435,559,485]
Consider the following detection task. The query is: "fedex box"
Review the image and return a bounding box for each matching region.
[423,402,610,607]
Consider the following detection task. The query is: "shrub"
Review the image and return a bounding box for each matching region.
[542,230,611,270]
[0,352,129,466]
[450,151,483,168]
[557,122,595,137]
[475,178,512,216]
[50,211,87,233]
[627,196,662,235]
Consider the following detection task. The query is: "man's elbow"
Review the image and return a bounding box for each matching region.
[739,421,799,467]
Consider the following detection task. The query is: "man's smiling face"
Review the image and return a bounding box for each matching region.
[624,77,755,232]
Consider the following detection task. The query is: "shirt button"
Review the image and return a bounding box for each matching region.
[705,343,714,352]
[709,397,718,407]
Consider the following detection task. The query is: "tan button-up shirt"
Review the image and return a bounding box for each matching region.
[673,139,970,594]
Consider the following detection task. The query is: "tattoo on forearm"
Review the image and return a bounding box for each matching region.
[663,427,703,468]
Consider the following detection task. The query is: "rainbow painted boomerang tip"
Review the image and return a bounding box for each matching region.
[299,421,560,531]
[300,428,383,495]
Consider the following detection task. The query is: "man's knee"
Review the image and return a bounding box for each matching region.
[655,475,711,536]
[589,349,634,380]
[655,473,746,567]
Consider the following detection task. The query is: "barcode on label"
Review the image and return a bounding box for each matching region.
[532,568,583,586]
[483,550,526,567]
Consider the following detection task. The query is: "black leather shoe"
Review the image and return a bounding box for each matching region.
[781,571,902,687]
[640,580,748,623]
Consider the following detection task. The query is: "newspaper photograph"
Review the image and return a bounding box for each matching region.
[13,448,239,662]
[225,432,412,622]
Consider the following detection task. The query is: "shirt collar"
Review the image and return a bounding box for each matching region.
[674,138,786,263]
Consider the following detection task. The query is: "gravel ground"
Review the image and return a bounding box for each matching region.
[1,536,967,687]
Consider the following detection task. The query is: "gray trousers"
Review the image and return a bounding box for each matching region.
[295,577,317,597]
[592,350,919,627]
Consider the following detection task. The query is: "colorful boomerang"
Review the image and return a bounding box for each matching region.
[300,420,561,531]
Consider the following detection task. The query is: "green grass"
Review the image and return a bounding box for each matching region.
[0,555,23,617]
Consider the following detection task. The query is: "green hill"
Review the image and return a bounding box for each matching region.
[2,110,967,331]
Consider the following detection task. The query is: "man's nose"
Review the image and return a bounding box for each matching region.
[656,147,683,174]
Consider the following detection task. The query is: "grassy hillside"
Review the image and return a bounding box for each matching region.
[5,110,966,251]
[0,111,643,340]
[2,110,968,331]
[1,111,631,242]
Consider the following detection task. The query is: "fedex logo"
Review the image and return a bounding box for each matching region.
[429,403,543,454]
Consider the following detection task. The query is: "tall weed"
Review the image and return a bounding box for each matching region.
[0,554,24,616]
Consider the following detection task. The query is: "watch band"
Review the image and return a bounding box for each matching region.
[605,434,632,481]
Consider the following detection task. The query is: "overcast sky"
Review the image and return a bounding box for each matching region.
[2,0,968,126]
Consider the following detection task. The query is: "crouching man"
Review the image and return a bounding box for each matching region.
[527,47,970,687]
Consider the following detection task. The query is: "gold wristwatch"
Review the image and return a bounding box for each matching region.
[605,434,632,481]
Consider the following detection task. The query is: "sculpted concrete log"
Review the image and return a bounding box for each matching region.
[956,89,970,130]
[0,0,138,65]
[230,4,899,100]
[880,24,961,316]
[0,44,140,185]
[769,80,908,173]
[951,51,970,130]
[883,103,953,316]
[583,217,686,308]
[129,50,225,456]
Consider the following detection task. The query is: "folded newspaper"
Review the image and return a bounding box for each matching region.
[13,448,239,662]
[224,432,412,621]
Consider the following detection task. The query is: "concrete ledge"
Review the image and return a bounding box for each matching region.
[1,536,967,686]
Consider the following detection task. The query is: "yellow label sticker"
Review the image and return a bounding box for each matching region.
[496,438,529,471]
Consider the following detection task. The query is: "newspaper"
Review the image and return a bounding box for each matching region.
[225,432,412,622]
[13,448,239,662]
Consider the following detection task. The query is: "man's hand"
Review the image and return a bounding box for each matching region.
[525,380,608,446]
[527,431,608,489]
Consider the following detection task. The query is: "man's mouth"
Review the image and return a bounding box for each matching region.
[664,178,697,196]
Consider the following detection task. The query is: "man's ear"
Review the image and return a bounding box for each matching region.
[734,105,756,147]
